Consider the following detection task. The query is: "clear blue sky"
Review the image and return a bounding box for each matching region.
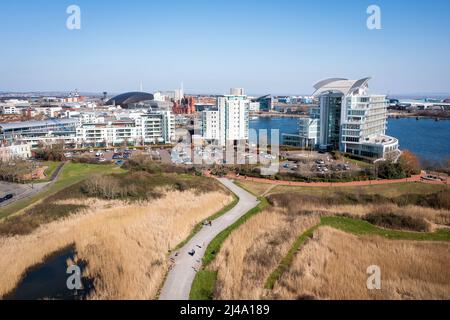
[0,0,449,95]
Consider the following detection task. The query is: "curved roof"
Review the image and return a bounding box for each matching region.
[106,92,154,108]
[312,77,371,97]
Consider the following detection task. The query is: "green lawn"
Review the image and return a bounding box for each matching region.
[270,182,449,197]
[321,216,450,241]
[0,162,124,219]
[41,161,61,180]
[190,270,218,300]
[342,156,374,169]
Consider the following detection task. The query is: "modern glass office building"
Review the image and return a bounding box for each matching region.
[297,77,400,161]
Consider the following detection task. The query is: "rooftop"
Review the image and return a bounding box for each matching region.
[0,118,79,131]
[313,77,371,97]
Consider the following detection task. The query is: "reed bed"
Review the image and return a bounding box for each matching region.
[0,190,232,299]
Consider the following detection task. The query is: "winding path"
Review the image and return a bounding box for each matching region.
[159,178,259,300]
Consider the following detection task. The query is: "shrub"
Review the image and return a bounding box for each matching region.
[364,212,430,232]
[376,161,407,179]
[398,150,421,175]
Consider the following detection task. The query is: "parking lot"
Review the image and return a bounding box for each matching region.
[280,150,362,177]
[65,147,173,165]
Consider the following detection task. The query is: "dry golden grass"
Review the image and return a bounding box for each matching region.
[235,181,274,197]
[271,227,450,300]
[212,208,320,300]
[268,193,450,230]
[300,202,449,229]
[0,190,232,299]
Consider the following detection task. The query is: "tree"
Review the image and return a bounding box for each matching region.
[398,150,421,176]
[376,160,406,179]
[34,142,66,161]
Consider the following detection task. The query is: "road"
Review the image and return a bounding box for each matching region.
[0,162,65,209]
[159,178,259,300]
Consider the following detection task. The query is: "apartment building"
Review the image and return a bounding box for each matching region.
[201,95,250,146]
[0,142,32,162]
[76,111,175,146]
[0,99,31,115]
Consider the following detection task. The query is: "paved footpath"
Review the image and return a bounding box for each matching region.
[159,178,259,300]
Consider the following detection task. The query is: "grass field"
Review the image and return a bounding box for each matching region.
[0,171,226,236]
[266,215,450,291]
[343,156,374,169]
[271,227,450,299]
[237,180,449,197]
[0,190,232,299]
[190,271,218,300]
[265,224,319,290]
[0,162,125,220]
[41,161,61,180]
[321,216,450,241]
[211,208,319,299]
[191,179,450,300]
[234,181,274,197]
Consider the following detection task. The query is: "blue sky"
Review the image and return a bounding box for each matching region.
[0,0,449,95]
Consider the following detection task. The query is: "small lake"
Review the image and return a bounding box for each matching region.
[5,246,92,300]
[250,116,450,163]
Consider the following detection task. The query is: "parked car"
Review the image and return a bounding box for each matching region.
[0,194,14,203]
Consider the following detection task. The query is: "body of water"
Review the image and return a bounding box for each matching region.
[250,116,450,163]
[6,246,91,300]
[386,118,449,164]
